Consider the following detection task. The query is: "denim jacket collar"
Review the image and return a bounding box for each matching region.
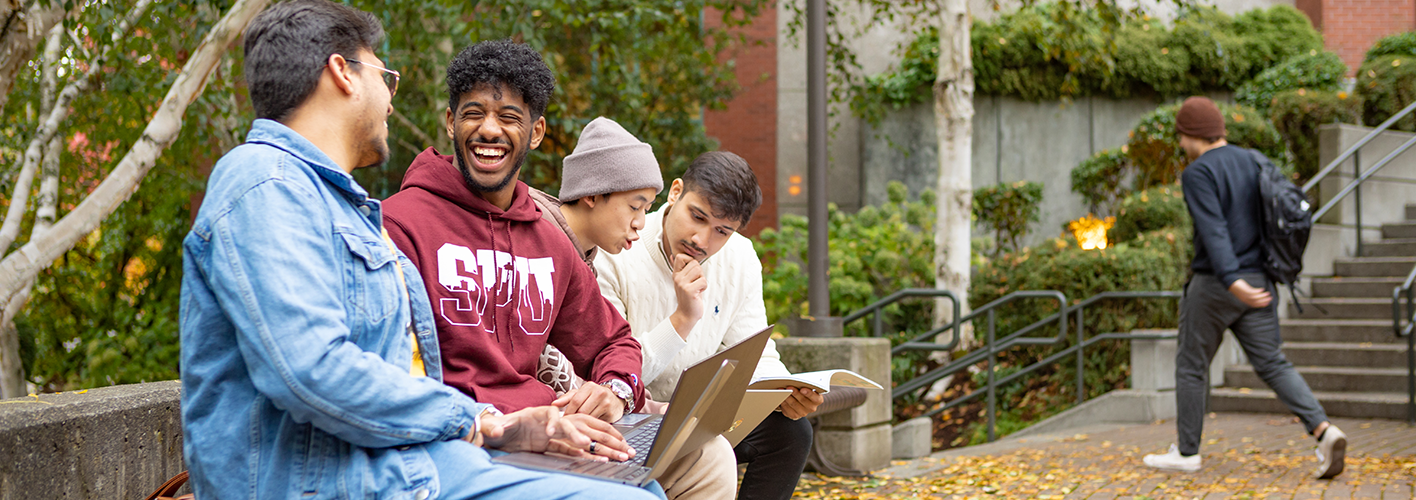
[245,119,370,205]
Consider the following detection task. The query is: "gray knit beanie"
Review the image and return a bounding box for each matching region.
[559,117,664,201]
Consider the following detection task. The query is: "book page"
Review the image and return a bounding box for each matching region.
[748,369,883,393]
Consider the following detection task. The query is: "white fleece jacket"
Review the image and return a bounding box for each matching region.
[595,208,792,398]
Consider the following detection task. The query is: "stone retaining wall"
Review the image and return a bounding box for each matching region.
[0,380,185,500]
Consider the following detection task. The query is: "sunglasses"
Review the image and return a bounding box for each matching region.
[346,59,400,97]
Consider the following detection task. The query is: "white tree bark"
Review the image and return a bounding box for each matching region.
[0,0,270,395]
[933,0,974,351]
[0,0,66,114]
[0,21,62,398]
[0,0,154,254]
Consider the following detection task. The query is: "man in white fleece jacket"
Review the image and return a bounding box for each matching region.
[596,151,823,500]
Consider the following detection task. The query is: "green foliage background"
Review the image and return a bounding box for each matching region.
[1269,89,1362,182]
[850,4,1321,123]
[2,0,766,391]
[1234,51,1348,115]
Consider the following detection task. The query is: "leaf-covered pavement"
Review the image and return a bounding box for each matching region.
[792,413,1416,499]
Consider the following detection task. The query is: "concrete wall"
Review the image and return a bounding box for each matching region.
[0,381,185,500]
[859,95,1208,248]
[774,0,1291,231]
[1315,123,1416,230]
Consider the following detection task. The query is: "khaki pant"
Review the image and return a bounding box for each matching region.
[656,435,737,500]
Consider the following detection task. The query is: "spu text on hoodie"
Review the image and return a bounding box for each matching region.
[384,148,646,413]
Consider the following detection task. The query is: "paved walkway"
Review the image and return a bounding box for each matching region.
[792,413,1416,499]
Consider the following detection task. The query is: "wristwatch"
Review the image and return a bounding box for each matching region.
[601,379,635,414]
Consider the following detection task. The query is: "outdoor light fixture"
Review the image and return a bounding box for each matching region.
[1068,214,1115,250]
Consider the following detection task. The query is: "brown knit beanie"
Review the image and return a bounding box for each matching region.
[559,117,664,201]
[1175,96,1226,139]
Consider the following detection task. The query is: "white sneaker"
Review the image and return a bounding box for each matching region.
[1143,444,1201,472]
[1315,425,1347,479]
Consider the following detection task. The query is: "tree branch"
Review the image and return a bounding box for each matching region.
[392,107,437,151]
[0,0,154,253]
[0,0,270,311]
[0,0,65,114]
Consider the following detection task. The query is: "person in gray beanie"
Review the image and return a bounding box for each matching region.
[528,116,663,269]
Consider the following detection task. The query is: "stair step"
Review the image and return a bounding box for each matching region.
[1332,256,1416,277]
[1210,388,1410,420]
[1280,319,1403,343]
[1310,277,1405,298]
[1408,204,1416,221]
[1363,238,1416,258]
[1384,222,1416,239]
[1224,365,1407,393]
[1280,341,1409,367]
[1287,298,1396,319]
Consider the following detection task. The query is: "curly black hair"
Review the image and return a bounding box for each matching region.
[446,39,556,118]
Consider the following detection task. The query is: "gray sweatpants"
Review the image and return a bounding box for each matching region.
[1175,272,1328,456]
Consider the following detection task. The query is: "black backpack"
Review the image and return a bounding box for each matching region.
[1249,149,1319,311]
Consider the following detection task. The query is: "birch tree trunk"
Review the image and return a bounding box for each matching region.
[0,22,62,398]
[0,1,66,114]
[933,0,975,351]
[0,0,270,395]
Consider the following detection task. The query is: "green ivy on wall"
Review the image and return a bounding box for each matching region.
[850,4,1321,124]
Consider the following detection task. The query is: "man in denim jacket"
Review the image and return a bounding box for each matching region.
[178,2,662,498]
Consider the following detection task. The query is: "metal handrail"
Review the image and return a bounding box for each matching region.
[1312,135,1416,221]
[1392,264,1416,424]
[840,288,961,347]
[1300,100,1416,193]
[1299,101,1416,257]
[844,287,1180,442]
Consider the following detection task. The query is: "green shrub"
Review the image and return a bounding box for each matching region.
[1270,88,1362,183]
[756,181,936,333]
[1357,54,1416,132]
[973,181,1045,255]
[1071,148,1128,214]
[1110,185,1191,244]
[1235,51,1348,114]
[1073,101,1285,209]
[853,3,1322,120]
[1365,31,1416,60]
[1125,101,1286,189]
[757,181,939,399]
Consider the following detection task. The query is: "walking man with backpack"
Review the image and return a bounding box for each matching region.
[1142,96,1346,479]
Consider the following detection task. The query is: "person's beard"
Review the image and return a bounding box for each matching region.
[454,142,525,193]
[356,111,390,170]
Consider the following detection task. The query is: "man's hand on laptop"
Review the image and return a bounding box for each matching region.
[777,387,824,420]
[553,383,625,422]
[547,414,636,462]
[475,406,630,461]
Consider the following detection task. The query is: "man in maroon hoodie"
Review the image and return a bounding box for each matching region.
[383,38,652,462]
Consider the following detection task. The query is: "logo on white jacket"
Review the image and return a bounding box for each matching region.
[436,242,555,335]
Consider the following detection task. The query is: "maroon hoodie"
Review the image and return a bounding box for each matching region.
[383,148,645,413]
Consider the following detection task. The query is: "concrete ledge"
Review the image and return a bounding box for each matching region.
[891,417,932,459]
[775,337,892,429]
[1009,389,1175,439]
[0,380,185,499]
[815,423,892,472]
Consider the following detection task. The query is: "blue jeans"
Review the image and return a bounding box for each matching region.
[429,441,666,500]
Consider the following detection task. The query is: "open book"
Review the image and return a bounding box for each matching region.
[748,369,883,394]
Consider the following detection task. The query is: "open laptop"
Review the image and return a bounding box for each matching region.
[492,326,775,485]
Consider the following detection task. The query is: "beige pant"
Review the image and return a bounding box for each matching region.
[656,435,738,500]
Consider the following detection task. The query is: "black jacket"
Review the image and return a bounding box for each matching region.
[1180,144,1266,288]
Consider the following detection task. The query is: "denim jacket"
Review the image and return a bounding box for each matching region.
[180,119,493,499]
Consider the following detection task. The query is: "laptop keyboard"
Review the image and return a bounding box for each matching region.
[565,456,651,481]
[623,417,661,466]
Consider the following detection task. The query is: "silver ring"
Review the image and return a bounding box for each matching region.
[588,441,598,454]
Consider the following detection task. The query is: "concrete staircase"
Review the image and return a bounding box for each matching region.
[1210,206,1415,420]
